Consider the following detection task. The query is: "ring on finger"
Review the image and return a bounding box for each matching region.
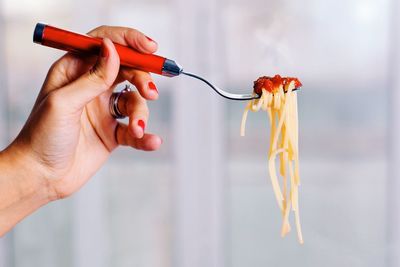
[109,85,131,119]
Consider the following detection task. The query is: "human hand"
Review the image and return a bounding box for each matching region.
[4,26,163,201]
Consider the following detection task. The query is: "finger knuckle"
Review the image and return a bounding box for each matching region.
[127,28,140,37]
[89,67,112,88]
[46,91,60,106]
[45,91,64,111]
[48,61,59,73]
[133,108,149,118]
[140,104,150,115]
[127,94,148,113]
[88,25,108,36]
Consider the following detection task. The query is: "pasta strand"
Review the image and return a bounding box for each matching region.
[240,77,303,244]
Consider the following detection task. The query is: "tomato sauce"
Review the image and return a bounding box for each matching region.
[253,75,302,94]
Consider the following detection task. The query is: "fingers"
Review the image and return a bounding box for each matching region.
[115,123,162,151]
[59,38,120,111]
[120,68,158,100]
[117,91,149,139]
[113,91,163,151]
[41,25,158,101]
[88,26,160,100]
[88,26,158,54]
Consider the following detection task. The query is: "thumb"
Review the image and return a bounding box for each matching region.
[60,38,120,110]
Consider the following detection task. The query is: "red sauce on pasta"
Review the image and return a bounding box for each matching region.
[253,75,302,94]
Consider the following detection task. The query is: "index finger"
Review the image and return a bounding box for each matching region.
[87,26,158,54]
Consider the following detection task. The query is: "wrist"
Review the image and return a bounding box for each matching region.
[0,143,57,235]
[0,143,56,206]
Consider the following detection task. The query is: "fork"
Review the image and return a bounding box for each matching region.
[33,23,295,101]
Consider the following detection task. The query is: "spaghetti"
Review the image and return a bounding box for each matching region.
[240,75,303,244]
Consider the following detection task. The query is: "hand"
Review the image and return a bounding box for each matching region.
[3,26,163,201]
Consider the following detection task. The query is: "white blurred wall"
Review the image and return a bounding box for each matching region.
[0,0,395,266]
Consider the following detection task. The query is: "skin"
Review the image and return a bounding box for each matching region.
[0,26,162,236]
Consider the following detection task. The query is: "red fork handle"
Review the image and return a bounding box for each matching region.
[33,23,167,75]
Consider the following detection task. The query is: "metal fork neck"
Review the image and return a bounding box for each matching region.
[161,59,259,101]
[181,71,258,101]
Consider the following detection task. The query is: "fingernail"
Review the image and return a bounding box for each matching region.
[148,82,158,93]
[138,119,146,132]
[145,35,155,43]
[101,41,108,58]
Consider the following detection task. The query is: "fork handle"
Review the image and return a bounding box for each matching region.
[33,23,182,77]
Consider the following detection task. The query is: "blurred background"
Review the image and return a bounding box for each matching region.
[0,0,397,266]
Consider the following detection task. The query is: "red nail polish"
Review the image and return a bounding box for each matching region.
[138,120,145,132]
[148,82,158,93]
[145,35,155,42]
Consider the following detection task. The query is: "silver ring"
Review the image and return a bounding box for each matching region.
[109,85,132,119]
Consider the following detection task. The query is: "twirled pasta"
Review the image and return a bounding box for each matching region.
[240,75,303,244]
